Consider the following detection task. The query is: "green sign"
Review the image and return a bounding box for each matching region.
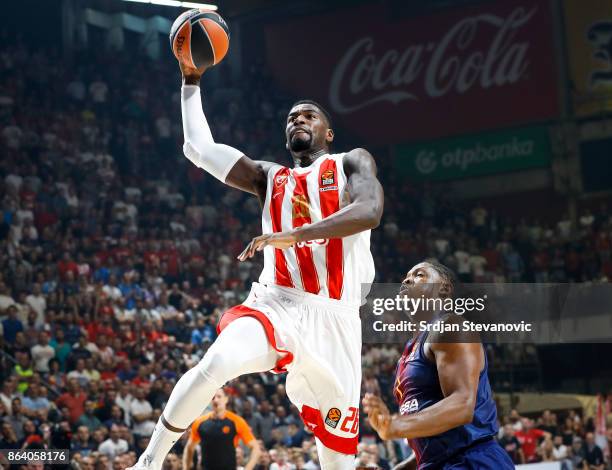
[396,126,551,181]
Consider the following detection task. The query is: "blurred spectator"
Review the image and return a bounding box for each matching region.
[499,423,524,464]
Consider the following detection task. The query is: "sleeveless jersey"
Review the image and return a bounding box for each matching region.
[393,331,498,469]
[259,153,375,306]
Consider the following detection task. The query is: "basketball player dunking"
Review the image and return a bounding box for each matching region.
[362,262,514,470]
[128,60,383,469]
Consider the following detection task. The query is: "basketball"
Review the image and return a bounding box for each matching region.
[169,9,230,69]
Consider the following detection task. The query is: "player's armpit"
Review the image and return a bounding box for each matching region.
[225,158,274,201]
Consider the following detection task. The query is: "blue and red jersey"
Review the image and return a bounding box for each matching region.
[393,331,498,469]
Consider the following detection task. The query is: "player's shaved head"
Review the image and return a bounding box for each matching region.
[290,100,333,128]
[285,100,335,158]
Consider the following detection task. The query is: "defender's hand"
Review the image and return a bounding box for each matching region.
[237,231,298,261]
[362,393,395,440]
[179,60,206,84]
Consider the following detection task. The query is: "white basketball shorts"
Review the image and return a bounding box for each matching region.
[217,282,361,455]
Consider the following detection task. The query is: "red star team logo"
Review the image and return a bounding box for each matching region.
[275,173,288,187]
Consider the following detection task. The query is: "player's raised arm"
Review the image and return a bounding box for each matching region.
[180,63,272,199]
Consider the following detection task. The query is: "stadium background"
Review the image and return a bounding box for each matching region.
[1,0,612,468]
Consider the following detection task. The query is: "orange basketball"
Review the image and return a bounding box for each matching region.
[169,9,230,69]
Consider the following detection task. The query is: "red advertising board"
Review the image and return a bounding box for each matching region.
[264,1,559,144]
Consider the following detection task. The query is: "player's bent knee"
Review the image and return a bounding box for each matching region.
[194,347,239,386]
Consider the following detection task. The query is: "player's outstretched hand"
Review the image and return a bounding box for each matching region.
[362,393,395,440]
[179,60,206,84]
[237,231,298,261]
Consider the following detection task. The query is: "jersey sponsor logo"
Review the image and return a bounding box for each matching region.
[222,425,230,434]
[319,185,338,192]
[295,238,329,248]
[321,169,335,186]
[399,398,419,415]
[325,408,342,428]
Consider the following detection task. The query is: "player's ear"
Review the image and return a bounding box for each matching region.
[326,128,334,144]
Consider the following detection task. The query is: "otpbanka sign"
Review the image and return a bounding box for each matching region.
[264,0,558,143]
[396,126,551,181]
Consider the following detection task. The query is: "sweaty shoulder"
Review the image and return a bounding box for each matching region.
[342,148,377,177]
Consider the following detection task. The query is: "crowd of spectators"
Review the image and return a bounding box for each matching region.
[1,32,611,470]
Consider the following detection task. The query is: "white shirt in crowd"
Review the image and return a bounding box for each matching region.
[89,81,108,103]
[454,250,471,274]
[31,344,55,373]
[129,399,156,436]
[557,219,572,238]
[155,116,172,138]
[26,293,46,319]
[469,254,487,277]
[552,443,568,460]
[102,284,122,301]
[115,393,133,426]
[98,438,129,459]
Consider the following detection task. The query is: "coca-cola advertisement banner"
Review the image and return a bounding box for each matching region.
[264,1,559,144]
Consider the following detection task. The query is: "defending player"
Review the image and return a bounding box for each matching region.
[362,262,514,470]
[128,58,383,469]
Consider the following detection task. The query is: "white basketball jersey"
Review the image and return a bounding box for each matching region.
[259,153,375,306]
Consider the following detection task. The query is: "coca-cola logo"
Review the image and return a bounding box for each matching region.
[329,6,536,114]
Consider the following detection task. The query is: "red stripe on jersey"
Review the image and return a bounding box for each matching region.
[300,405,358,454]
[291,173,320,294]
[318,159,344,299]
[270,168,293,288]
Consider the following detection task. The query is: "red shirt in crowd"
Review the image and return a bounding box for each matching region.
[56,391,87,424]
[515,428,545,461]
[57,259,79,280]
